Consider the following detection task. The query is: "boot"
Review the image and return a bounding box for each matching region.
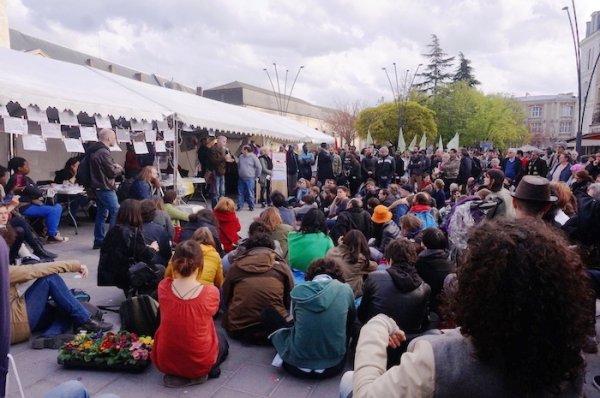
[31,239,58,259]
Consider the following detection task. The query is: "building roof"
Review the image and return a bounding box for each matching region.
[515,94,577,103]
[9,28,197,94]
[204,80,334,119]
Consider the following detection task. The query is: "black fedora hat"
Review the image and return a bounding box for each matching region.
[511,175,557,203]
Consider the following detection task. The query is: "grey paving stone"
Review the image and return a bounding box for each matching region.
[222,363,283,396]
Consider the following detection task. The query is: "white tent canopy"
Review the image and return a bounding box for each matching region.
[0,48,167,122]
[0,48,333,144]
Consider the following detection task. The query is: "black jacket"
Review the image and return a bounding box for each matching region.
[88,142,122,190]
[97,224,156,290]
[415,249,454,313]
[358,263,430,334]
[141,222,172,266]
[375,156,396,183]
[361,156,377,179]
[330,207,373,243]
[457,156,473,184]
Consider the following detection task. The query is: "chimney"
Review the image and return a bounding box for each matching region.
[196,86,203,96]
[85,58,93,67]
[108,64,115,73]
[0,0,10,49]
[134,72,143,81]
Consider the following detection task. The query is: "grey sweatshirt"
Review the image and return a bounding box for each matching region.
[238,153,262,179]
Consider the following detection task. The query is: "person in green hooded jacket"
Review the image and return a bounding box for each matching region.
[269,258,355,379]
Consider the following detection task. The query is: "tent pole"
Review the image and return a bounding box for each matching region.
[173,115,179,199]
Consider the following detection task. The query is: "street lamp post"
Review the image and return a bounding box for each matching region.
[263,64,304,116]
[562,1,600,156]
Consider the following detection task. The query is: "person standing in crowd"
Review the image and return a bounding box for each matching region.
[457,148,472,193]
[393,150,405,183]
[547,152,572,183]
[375,146,395,188]
[502,148,522,186]
[297,144,315,181]
[317,143,335,186]
[286,145,299,197]
[87,128,124,249]
[208,135,233,207]
[347,154,363,196]
[237,145,262,211]
[442,149,460,193]
[361,147,377,183]
[332,148,343,183]
[482,169,516,219]
[526,149,548,177]
[341,219,591,398]
[258,148,273,207]
[585,152,600,180]
[196,137,211,178]
[547,143,566,171]
[408,149,425,187]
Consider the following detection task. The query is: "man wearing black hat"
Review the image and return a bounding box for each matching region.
[511,175,556,219]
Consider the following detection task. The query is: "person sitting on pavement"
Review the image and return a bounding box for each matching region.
[212,196,241,253]
[0,203,57,263]
[140,200,172,267]
[258,207,295,259]
[288,208,334,273]
[150,196,174,241]
[329,197,373,245]
[129,166,161,200]
[152,240,229,388]
[5,157,68,243]
[358,238,431,367]
[222,233,294,344]
[414,227,454,316]
[293,194,318,221]
[340,219,591,398]
[269,258,355,379]
[326,229,377,298]
[368,205,401,261]
[97,199,159,296]
[162,189,189,227]
[180,209,225,257]
[164,227,223,288]
[271,190,296,226]
[1,227,112,348]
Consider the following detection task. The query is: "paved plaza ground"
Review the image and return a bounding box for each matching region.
[4,203,600,397]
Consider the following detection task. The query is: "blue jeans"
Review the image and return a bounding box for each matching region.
[94,189,119,245]
[25,274,90,336]
[43,380,119,398]
[22,204,63,237]
[237,178,255,209]
[212,175,226,207]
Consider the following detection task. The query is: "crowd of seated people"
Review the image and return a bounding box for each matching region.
[4,142,600,394]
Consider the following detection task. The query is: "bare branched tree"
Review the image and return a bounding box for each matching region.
[325,101,364,146]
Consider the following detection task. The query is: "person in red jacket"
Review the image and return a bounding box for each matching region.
[152,240,229,388]
[213,197,241,252]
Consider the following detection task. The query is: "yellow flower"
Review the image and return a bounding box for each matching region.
[139,336,154,345]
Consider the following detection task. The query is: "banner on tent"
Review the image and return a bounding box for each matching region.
[41,122,62,139]
[2,117,28,135]
[63,138,85,153]
[22,135,47,151]
[79,126,98,142]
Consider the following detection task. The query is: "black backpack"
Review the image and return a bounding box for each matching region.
[116,178,135,202]
[119,295,160,337]
[76,155,92,188]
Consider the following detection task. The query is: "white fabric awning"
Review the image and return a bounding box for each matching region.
[0,48,168,121]
[0,47,333,144]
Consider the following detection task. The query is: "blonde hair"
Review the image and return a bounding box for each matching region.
[214,196,236,212]
[191,226,216,248]
[258,207,282,230]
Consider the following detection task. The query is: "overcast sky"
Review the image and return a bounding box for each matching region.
[6,0,599,109]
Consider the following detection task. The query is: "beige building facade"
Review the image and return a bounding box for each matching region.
[581,11,600,135]
[515,94,577,147]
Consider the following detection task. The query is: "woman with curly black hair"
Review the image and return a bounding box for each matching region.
[341,218,591,398]
[287,208,333,272]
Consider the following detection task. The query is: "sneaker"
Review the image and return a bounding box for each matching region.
[92,242,102,250]
[236,207,242,211]
[75,318,113,333]
[47,233,69,243]
[249,207,254,211]
[32,334,75,349]
[163,374,208,388]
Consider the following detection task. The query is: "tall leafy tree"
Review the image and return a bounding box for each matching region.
[417,34,455,95]
[453,52,480,86]
[355,101,437,146]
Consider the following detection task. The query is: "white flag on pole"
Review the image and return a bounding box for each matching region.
[446,133,460,150]
[408,135,417,150]
[437,135,443,150]
[397,127,406,152]
[419,133,427,150]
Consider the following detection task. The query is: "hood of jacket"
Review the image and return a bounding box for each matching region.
[386,262,423,293]
[86,141,108,155]
[290,277,341,313]
[233,246,283,273]
[418,249,448,260]
[213,209,238,224]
